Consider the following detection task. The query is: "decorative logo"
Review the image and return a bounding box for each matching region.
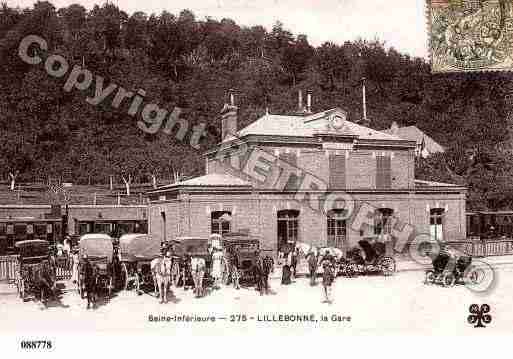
[329,114,345,130]
[467,304,492,328]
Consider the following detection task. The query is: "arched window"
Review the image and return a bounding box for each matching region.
[430,208,444,241]
[277,210,300,250]
[374,208,394,235]
[327,209,347,248]
[211,211,232,235]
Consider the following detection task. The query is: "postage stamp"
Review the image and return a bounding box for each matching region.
[428,0,513,73]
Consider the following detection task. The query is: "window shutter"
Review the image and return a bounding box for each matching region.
[329,154,346,189]
[279,152,299,190]
[376,156,383,189]
[383,155,391,188]
[376,155,391,189]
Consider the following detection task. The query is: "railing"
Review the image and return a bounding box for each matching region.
[0,255,72,283]
[446,239,513,257]
[0,255,18,283]
[55,266,73,280]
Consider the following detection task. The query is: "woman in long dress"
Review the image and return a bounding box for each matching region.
[281,249,292,285]
[71,250,79,284]
[211,249,223,289]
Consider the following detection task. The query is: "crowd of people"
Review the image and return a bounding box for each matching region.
[60,235,340,307]
[278,245,338,304]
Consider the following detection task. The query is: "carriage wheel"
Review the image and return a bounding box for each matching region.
[120,263,129,290]
[19,278,25,301]
[443,273,456,287]
[108,277,113,298]
[425,270,435,284]
[16,276,21,296]
[40,287,46,305]
[134,274,140,294]
[466,268,480,284]
[77,275,85,299]
[379,257,396,276]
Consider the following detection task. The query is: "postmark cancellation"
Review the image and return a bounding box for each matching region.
[428,0,513,73]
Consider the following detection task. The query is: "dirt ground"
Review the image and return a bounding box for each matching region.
[1,264,511,335]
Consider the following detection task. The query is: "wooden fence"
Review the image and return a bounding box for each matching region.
[0,255,18,283]
[0,255,72,283]
[446,239,513,257]
[55,265,72,281]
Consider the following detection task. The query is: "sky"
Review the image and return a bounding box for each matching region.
[8,0,429,58]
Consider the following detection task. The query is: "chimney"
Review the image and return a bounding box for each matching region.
[390,121,399,135]
[221,89,238,140]
[298,90,303,113]
[362,77,368,124]
[306,91,312,114]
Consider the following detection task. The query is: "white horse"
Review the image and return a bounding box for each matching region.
[296,242,316,256]
[319,247,344,260]
[151,256,172,303]
[191,257,206,297]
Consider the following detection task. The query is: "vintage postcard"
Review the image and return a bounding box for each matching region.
[1,0,513,354]
[428,0,513,73]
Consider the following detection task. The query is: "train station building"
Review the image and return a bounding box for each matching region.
[147,104,467,254]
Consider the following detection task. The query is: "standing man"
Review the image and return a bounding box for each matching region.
[261,255,274,295]
[191,256,206,298]
[306,248,318,286]
[291,247,299,279]
[63,236,71,269]
[211,248,223,290]
[229,248,240,290]
[253,251,264,295]
[321,254,336,304]
[183,252,193,290]
[83,254,96,309]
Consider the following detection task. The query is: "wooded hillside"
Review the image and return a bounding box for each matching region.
[1,1,513,210]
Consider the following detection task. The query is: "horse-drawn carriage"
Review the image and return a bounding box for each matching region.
[340,238,396,276]
[77,233,118,298]
[424,245,476,287]
[118,233,162,292]
[14,239,56,303]
[221,232,261,285]
[172,237,213,288]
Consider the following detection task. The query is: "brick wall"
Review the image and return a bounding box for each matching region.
[207,146,415,191]
[148,190,466,256]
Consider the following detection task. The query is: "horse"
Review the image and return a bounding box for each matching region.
[33,260,57,305]
[260,255,274,295]
[252,256,264,294]
[150,258,160,295]
[82,260,99,309]
[191,257,206,297]
[152,256,172,303]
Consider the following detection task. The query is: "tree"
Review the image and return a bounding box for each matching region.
[58,4,86,41]
[124,11,148,49]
